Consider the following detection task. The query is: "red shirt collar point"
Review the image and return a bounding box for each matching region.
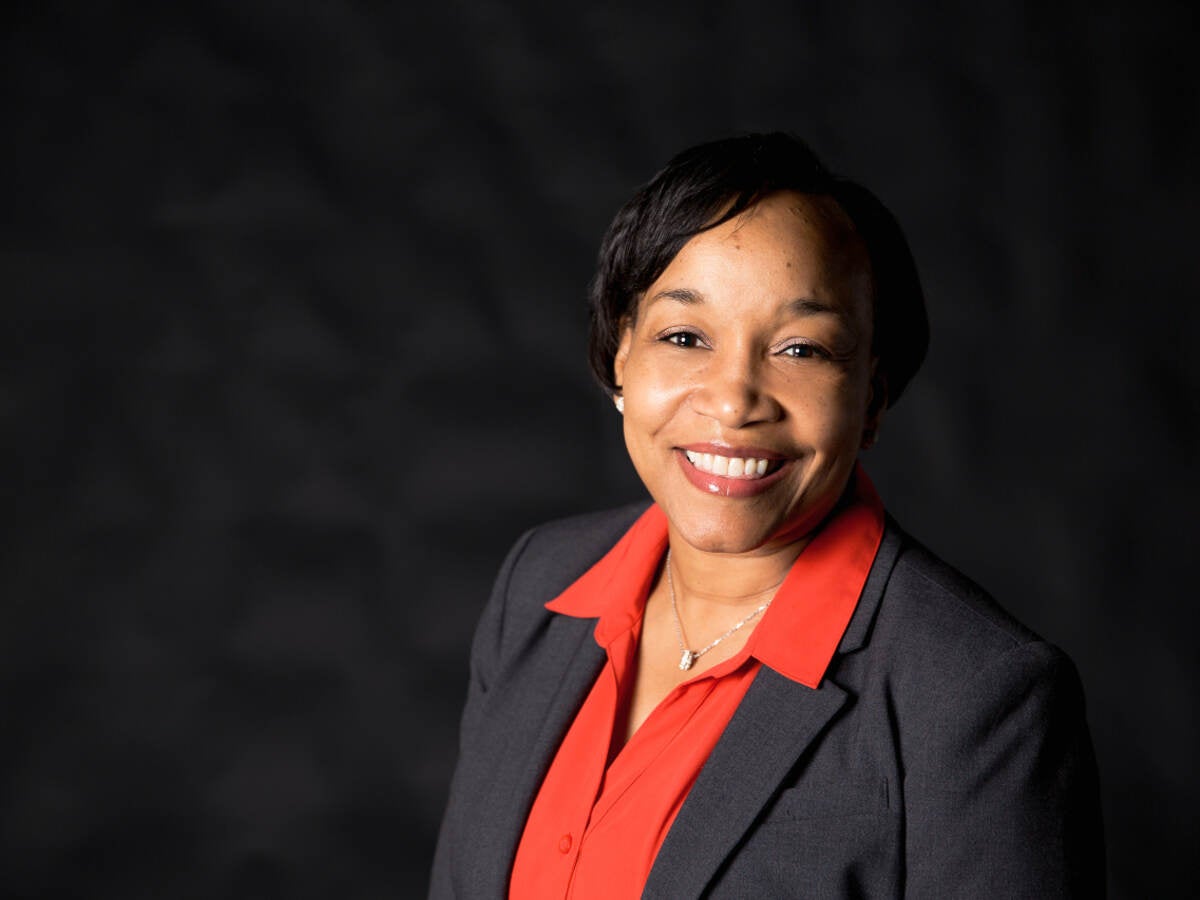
[545,504,668,623]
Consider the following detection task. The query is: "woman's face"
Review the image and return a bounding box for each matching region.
[613,190,880,556]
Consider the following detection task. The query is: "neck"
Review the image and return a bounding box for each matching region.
[664,535,809,611]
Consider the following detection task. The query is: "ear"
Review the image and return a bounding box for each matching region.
[612,318,634,391]
[861,360,888,449]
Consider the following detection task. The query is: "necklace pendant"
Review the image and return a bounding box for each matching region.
[678,650,696,671]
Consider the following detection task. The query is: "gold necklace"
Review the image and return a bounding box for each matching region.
[665,550,773,671]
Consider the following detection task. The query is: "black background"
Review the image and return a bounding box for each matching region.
[3,1,1197,897]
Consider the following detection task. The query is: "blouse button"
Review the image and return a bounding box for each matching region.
[558,833,573,853]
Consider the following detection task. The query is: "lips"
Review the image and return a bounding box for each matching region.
[675,445,791,498]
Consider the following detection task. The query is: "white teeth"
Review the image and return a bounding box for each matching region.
[683,451,777,479]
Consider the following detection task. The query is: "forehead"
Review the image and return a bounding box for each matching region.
[643,190,873,319]
[712,190,865,268]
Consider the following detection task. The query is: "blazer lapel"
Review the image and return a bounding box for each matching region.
[642,521,902,898]
[463,614,606,897]
[643,667,848,899]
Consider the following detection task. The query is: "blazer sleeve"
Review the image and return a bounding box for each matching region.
[903,640,1105,897]
[428,527,536,900]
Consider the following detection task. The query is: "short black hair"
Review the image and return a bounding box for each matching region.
[587,132,929,408]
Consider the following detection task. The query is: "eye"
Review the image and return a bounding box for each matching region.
[659,329,705,349]
[778,341,828,360]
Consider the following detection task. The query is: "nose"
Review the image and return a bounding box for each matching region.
[689,349,782,428]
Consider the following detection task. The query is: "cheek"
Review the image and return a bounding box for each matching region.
[623,391,680,459]
[788,366,867,411]
[623,353,694,421]
[806,404,860,451]
[780,373,872,450]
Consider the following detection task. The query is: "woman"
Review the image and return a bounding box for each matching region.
[430,133,1104,898]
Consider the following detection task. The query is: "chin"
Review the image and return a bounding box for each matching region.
[661,482,848,556]
[666,507,787,556]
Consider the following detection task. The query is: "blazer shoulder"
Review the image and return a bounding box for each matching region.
[513,500,650,591]
[860,522,1084,714]
[857,523,1095,779]
[882,522,1043,653]
[482,501,650,663]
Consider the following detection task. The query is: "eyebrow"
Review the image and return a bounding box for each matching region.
[646,289,849,322]
[787,297,839,317]
[645,287,704,306]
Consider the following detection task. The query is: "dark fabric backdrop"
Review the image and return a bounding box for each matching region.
[3,1,1197,897]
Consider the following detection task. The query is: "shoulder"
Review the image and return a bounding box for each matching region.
[471,502,649,680]
[502,501,650,599]
[859,519,1088,754]
[880,523,1041,652]
[873,518,1051,657]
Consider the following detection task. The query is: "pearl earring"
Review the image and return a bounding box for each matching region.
[614,394,624,413]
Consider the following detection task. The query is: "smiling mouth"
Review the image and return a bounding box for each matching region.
[683,450,785,480]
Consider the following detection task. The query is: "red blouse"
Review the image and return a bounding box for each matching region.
[509,468,886,899]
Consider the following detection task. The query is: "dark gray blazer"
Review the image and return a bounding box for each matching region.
[429,504,1104,898]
